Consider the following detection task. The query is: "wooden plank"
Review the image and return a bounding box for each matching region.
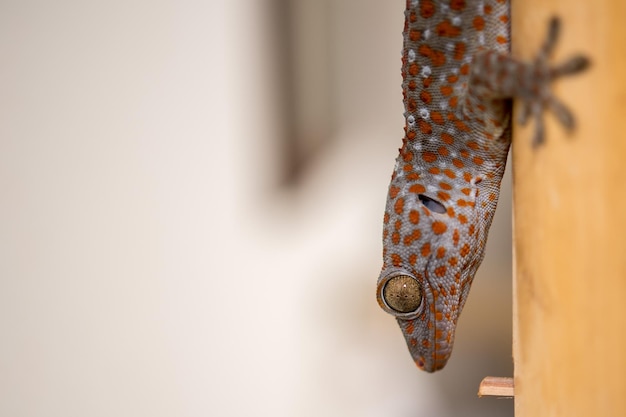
[511,1,626,416]
[478,377,514,398]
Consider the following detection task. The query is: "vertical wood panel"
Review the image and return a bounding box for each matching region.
[512,1,626,416]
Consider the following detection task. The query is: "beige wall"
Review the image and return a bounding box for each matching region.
[0,1,512,416]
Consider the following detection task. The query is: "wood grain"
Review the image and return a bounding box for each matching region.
[512,1,626,416]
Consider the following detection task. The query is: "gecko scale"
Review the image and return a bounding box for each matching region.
[376,0,589,372]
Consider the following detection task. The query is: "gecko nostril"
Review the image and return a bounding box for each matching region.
[418,194,446,214]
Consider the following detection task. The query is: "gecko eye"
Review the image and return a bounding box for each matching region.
[382,275,422,313]
[418,194,446,214]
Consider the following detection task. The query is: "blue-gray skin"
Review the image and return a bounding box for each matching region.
[376,0,589,372]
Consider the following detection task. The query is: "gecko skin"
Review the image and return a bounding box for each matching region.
[376,0,588,372]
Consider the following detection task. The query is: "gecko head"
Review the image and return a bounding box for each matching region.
[377,186,485,372]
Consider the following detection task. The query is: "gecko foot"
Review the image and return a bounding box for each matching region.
[517,17,591,147]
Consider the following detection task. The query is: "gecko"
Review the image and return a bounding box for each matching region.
[375,0,589,372]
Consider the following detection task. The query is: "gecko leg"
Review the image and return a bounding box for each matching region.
[516,18,590,146]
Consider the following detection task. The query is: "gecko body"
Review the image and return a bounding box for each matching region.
[376,0,588,372]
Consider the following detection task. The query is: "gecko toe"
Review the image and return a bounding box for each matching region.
[552,55,591,77]
[549,97,576,131]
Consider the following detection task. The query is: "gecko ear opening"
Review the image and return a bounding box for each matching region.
[418,194,446,214]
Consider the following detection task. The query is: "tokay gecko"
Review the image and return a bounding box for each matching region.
[376,0,589,372]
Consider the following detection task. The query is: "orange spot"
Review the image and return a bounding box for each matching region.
[496,35,507,44]
[403,151,414,162]
[394,197,405,214]
[420,91,432,104]
[409,184,426,194]
[422,339,431,348]
[449,284,457,296]
[441,132,454,145]
[453,42,466,60]
[455,120,471,132]
[439,182,452,191]
[489,192,496,201]
[453,229,460,246]
[408,80,417,91]
[421,243,431,257]
[435,312,443,321]
[406,130,416,140]
[409,11,417,23]
[418,120,433,135]
[383,212,390,224]
[440,85,453,96]
[423,77,432,88]
[403,164,413,172]
[431,111,444,125]
[435,20,461,38]
[460,244,470,257]
[473,16,485,31]
[460,63,470,75]
[444,170,456,180]
[404,229,422,245]
[409,253,417,266]
[406,322,415,334]
[437,247,446,259]
[449,96,458,108]
[500,14,509,24]
[437,191,450,201]
[449,0,466,11]
[409,209,420,224]
[458,214,467,224]
[452,159,465,168]
[395,220,402,230]
[435,266,447,277]
[420,0,435,18]
[407,97,417,112]
[438,146,449,157]
[460,149,469,159]
[447,206,455,217]
[463,172,472,182]
[392,253,402,266]
[449,257,458,266]
[435,329,444,340]
[409,29,421,42]
[422,151,437,163]
[389,186,400,198]
[432,221,447,235]
[467,141,479,150]
[392,232,400,245]
[473,156,484,165]
[407,172,420,181]
[429,167,441,175]
[469,224,475,236]
[457,199,467,207]
[409,63,419,76]
[418,44,446,67]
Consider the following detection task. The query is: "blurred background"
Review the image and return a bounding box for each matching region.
[0,1,513,416]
